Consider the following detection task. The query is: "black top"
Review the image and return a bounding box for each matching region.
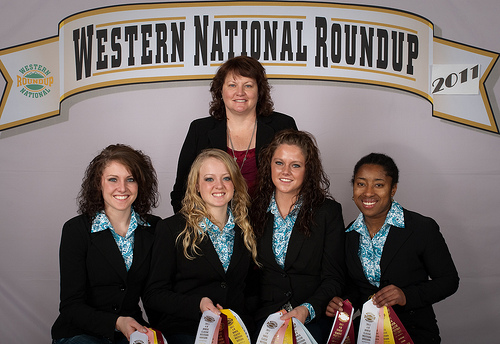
[51,214,160,341]
[170,112,297,212]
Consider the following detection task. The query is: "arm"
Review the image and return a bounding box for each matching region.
[170,121,202,213]
[143,218,206,320]
[304,201,346,319]
[58,218,141,340]
[399,218,459,310]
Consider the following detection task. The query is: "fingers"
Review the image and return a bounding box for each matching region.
[115,316,147,340]
[326,296,344,316]
[280,305,309,324]
[200,297,221,314]
[372,285,406,307]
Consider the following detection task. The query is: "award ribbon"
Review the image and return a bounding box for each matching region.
[386,306,414,344]
[326,299,355,344]
[256,311,287,344]
[217,313,230,344]
[220,309,251,344]
[358,299,381,344]
[291,318,318,344]
[129,328,166,344]
[195,310,221,344]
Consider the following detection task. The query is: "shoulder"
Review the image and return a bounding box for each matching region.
[189,116,221,129]
[259,111,297,129]
[157,213,187,237]
[315,197,342,214]
[62,214,91,233]
[403,208,438,229]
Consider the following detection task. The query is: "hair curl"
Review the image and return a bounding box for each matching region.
[179,149,258,264]
[209,55,274,120]
[77,144,159,219]
[351,152,399,187]
[251,129,331,237]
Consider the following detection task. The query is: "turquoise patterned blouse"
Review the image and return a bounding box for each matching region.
[91,208,149,271]
[346,201,405,287]
[199,207,235,272]
[268,194,315,322]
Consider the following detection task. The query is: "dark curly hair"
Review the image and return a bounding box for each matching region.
[77,144,159,219]
[351,153,399,188]
[251,129,331,237]
[209,55,274,120]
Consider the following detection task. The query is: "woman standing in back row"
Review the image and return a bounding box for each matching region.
[171,55,297,212]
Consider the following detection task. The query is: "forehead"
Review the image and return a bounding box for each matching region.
[102,160,131,175]
[224,72,255,83]
[273,144,305,160]
[355,164,389,180]
[199,157,229,174]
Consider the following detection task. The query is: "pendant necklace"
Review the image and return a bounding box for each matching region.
[227,119,257,170]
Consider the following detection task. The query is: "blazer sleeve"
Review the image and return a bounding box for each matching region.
[170,121,202,213]
[304,200,346,317]
[400,215,459,310]
[143,218,204,321]
[58,218,119,339]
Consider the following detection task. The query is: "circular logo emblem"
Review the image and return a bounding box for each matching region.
[364,312,376,322]
[204,315,216,323]
[267,321,278,329]
[16,64,54,98]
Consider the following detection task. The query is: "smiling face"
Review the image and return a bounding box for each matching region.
[271,144,306,199]
[101,160,138,216]
[352,163,397,224]
[197,157,235,214]
[222,72,258,117]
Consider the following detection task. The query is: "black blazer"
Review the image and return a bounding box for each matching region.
[143,213,253,336]
[170,112,297,212]
[255,198,346,322]
[51,214,160,341]
[344,209,459,343]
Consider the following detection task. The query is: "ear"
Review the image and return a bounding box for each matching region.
[391,183,398,197]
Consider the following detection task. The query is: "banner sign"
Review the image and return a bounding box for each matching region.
[0,1,498,133]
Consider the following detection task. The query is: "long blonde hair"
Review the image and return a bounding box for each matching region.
[179,149,258,264]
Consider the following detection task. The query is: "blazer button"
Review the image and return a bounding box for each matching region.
[281,273,287,278]
[112,304,119,311]
[284,291,292,297]
[120,285,126,292]
[220,282,227,289]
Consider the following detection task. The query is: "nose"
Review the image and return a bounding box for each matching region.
[236,84,245,95]
[363,185,375,196]
[117,179,126,192]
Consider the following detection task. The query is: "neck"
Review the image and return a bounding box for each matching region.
[105,207,132,237]
[226,112,257,128]
[275,191,299,218]
[208,206,228,229]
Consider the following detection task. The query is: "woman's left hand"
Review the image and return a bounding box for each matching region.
[372,284,406,308]
[115,316,148,340]
[280,305,309,324]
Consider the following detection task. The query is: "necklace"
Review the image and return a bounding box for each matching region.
[227,119,257,170]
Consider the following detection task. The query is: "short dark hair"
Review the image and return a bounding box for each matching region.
[351,153,399,187]
[77,144,159,219]
[209,55,274,120]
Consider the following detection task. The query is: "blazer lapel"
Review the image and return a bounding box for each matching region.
[91,230,128,281]
[207,119,228,150]
[129,224,155,272]
[284,224,306,269]
[255,117,274,165]
[227,226,244,273]
[380,225,413,276]
[345,231,366,281]
[200,235,227,278]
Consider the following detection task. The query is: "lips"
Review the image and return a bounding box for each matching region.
[279,178,293,183]
[362,200,377,208]
[114,195,129,200]
[212,192,226,197]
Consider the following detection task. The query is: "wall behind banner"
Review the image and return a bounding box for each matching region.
[0,0,499,342]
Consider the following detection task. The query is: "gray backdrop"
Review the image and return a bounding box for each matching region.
[1,0,498,342]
